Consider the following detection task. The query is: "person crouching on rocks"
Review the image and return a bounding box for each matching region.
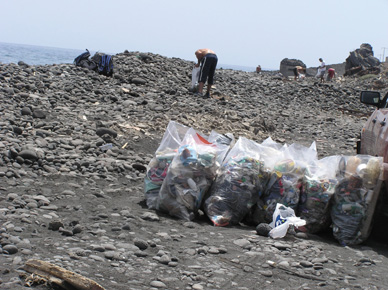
[327,68,336,81]
[293,66,306,81]
[195,48,218,98]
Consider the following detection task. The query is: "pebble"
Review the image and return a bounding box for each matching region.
[273,242,290,250]
[278,260,290,268]
[256,223,271,236]
[159,254,171,265]
[299,260,313,268]
[150,280,167,288]
[208,246,219,254]
[134,238,148,250]
[3,245,18,255]
[259,270,273,277]
[89,255,105,262]
[233,238,251,249]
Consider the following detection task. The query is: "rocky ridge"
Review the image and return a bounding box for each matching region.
[1,52,388,289]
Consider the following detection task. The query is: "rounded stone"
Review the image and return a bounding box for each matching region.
[256,223,271,237]
[134,238,148,250]
[3,244,18,255]
[32,109,46,119]
[95,127,117,138]
[18,149,38,161]
[48,220,64,231]
[21,107,32,115]
[150,281,167,288]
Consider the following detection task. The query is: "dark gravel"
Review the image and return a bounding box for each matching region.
[1,52,388,290]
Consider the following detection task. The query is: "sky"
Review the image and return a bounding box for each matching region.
[1,0,387,70]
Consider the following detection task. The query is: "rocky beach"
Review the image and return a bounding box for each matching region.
[1,50,388,290]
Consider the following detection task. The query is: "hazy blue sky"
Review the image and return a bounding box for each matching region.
[1,0,387,70]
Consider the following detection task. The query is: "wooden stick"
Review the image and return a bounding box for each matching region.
[24,259,106,290]
[278,265,326,281]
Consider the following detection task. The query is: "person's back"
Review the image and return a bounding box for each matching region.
[293,66,305,80]
[195,49,216,61]
[327,68,335,81]
[195,49,218,98]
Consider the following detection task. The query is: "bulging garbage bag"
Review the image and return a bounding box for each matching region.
[330,155,383,245]
[298,156,340,233]
[204,137,270,226]
[144,121,189,209]
[259,141,317,223]
[157,128,230,221]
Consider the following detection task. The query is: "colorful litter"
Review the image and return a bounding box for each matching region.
[144,121,384,246]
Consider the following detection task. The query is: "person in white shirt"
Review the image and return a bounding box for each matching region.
[317,58,326,83]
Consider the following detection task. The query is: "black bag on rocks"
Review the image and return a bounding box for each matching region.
[91,52,114,76]
[74,49,90,66]
[73,50,113,76]
[74,49,97,70]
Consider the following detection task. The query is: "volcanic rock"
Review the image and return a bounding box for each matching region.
[345,43,381,75]
[279,58,306,77]
[0,49,388,290]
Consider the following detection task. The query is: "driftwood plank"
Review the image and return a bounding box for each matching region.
[23,270,74,290]
[24,259,106,290]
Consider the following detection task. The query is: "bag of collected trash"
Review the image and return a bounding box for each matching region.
[316,68,321,78]
[207,131,235,163]
[191,66,200,92]
[208,131,235,147]
[269,203,306,239]
[204,137,271,226]
[330,155,383,245]
[157,128,230,221]
[242,138,285,225]
[298,156,341,233]
[144,121,190,209]
[260,141,317,223]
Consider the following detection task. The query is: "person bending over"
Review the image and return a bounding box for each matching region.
[195,48,218,98]
[293,66,305,81]
[327,68,335,81]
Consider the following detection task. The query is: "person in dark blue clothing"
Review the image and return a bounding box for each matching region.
[195,48,218,98]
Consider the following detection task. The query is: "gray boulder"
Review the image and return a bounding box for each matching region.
[279,58,306,77]
[345,43,380,75]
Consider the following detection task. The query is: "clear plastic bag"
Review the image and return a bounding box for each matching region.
[157,128,230,220]
[260,141,317,223]
[207,130,235,164]
[191,66,200,90]
[204,137,270,226]
[144,121,190,209]
[330,155,383,245]
[298,156,340,233]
